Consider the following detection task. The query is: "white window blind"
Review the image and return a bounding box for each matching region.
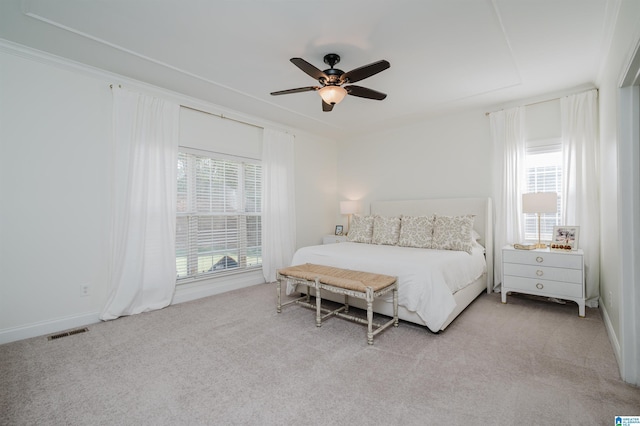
[176,150,262,281]
[524,139,562,241]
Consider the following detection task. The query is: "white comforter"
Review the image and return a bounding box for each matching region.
[288,242,486,331]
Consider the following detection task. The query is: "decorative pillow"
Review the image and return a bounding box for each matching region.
[347,214,374,243]
[398,215,435,248]
[372,215,401,245]
[432,214,476,254]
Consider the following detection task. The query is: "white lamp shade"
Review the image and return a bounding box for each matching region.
[522,192,558,214]
[318,86,347,105]
[340,200,360,215]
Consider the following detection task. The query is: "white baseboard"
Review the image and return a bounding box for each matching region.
[599,297,622,374]
[0,312,101,345]
[0,271,266,346]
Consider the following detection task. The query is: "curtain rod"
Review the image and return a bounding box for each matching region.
[180,105,264,130]
[485,97,557,117]
[109,84,263,130]
[485,88,598,117]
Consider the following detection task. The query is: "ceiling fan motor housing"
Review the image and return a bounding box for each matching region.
[323,68,344,85]
[322,53,343,84]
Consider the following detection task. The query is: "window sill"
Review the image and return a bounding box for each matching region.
[176,266,262,286]
[172,267,265,306]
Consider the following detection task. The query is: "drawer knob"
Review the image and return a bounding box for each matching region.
[536,283,544,290]
[536,270,544,276]
[536,256,544,263]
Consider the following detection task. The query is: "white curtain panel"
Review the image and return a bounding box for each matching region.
[101,87,180,320]
[261,128,296,283]
[490,107,526,287]
[561,89,600,307]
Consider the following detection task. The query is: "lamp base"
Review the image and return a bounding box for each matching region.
[533,243,548,249]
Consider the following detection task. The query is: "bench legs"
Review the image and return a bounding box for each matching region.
[277,275,398,345]
[317,284,397,345]
[394,287,399,327]
[315,277,322,327]
[366,287,374,345]
[276,278,281,313]
[276,275,311,314]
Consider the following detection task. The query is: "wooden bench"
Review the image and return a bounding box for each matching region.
[276,263,399,345]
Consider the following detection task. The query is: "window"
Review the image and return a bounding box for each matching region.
[176,149,262,281]
[523,139,562,242]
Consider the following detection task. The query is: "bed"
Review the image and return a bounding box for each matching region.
[287,197,494,332]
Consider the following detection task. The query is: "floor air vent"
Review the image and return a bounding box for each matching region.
[47,327,89,341]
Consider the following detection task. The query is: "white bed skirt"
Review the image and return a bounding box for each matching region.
[295,273,486,332]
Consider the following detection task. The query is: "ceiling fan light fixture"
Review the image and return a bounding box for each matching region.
[318,86,347,105]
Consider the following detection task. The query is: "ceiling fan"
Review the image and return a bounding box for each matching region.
[270,53,390,112]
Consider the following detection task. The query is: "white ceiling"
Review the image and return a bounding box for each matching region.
[0,0,616,139]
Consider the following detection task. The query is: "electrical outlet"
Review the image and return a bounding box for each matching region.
[80,284,90,297]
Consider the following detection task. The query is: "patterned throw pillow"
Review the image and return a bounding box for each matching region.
[432,214,475,254]
[347,214,374,243]
[398,215,435,248]
[372,215,401,245]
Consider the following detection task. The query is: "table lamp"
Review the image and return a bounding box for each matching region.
[340,200,360,234]
[522,192,558,249]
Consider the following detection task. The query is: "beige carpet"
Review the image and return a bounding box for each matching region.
[1,283,638,425]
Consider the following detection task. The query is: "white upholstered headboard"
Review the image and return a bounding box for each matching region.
[370,197,494,293]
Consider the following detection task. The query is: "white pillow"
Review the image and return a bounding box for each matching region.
[432,214,475,254]
[372,215,401,245]
[398,215,435,248]
[347,214,374,243]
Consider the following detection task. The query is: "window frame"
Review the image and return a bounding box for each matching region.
[523,138,563,243]
[176,147,262,283]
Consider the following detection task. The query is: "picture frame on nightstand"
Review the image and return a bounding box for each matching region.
[551,226,579,251]
[335,225,344,236]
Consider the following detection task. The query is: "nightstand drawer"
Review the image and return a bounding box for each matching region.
[503,263,582,284]
[503,276,583,298]
[503,250,582,269]
[323,235,347,244]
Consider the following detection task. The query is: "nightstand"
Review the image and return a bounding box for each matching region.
[501,245,585,317]
[323,235,347,244]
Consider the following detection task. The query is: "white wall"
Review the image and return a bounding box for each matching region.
[294,132,338,248]
[0,49,111,338]
[0,45,337,343]
[337,109,493,214]
[596,0,640,369]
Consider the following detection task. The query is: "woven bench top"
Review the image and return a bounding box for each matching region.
[278,263,396,293]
